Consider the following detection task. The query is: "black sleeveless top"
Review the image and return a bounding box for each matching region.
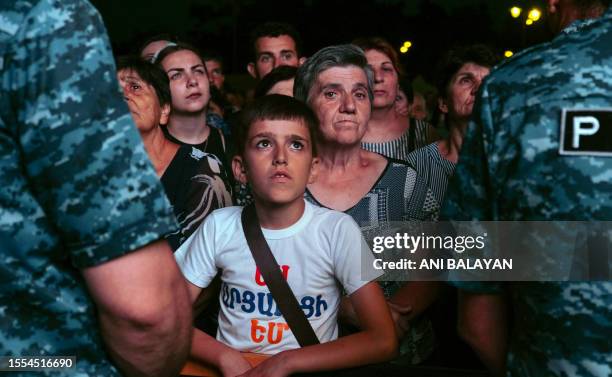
[160,125,233,249]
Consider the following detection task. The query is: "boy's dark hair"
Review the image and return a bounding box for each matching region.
[116,55,171,107]
[235,94,319,156]
[254,66,298,98]
[435,44,499,96]
[249,22,302,59]
[154,42,207,74]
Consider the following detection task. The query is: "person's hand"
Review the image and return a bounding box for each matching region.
[387,301,412,339]
[236,353,290,377]
[218,350,252,377]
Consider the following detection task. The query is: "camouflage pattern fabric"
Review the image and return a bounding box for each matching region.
[442,8,612,377]
[0,0,178,375]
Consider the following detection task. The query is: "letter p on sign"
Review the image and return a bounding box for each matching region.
[572,116,600,148]
[560,109,612,156]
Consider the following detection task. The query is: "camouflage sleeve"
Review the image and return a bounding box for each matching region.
[440,82,497,221]
[7,0,178,268]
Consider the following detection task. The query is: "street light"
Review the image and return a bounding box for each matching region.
[504,50,514,58]
[525,18,534,25]
[510,6,522,18]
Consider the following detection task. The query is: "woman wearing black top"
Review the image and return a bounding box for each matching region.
[117,55,232,250]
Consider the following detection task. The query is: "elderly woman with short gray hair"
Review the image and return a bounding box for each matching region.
[295,44,439,365]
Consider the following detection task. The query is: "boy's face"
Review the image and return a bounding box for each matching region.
[233,118,318,207]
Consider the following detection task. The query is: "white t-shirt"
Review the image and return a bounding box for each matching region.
[175,200,381,354]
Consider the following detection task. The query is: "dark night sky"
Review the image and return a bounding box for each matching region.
[92,0,552,85]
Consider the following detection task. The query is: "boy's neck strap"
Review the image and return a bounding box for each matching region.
[241,203,320,347]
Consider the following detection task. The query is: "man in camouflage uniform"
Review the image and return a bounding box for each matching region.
[0,1,192,376]
[441,0,612,376]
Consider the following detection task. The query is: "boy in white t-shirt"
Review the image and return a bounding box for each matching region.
[175,94,397,377]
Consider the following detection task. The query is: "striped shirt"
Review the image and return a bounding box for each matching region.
[405,143,456,217]
[361,118,432,161]
[304,158,437,364]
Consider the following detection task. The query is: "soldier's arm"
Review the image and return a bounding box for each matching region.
[82,240,192,377]
[457,290,507,377]
[11,1,191,374]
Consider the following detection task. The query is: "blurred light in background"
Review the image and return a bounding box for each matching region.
[528,8,541,21]
[510,6,522,18]
[400,41,412,54]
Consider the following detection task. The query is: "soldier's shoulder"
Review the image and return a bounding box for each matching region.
[487,16,610,85]
[0,1,32,36]
[485,40,554,86]
[1,0,100,38]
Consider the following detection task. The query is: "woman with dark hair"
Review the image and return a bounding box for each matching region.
[116,56,232,249]
[155,43,232,166]
[154,43,234,242]
[155,44,217,144]
[353,37,438,161]
[406,44,499,208]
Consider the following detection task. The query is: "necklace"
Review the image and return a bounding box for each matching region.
[163,123,211,152]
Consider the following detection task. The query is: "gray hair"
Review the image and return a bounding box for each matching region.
[293,44,374,104]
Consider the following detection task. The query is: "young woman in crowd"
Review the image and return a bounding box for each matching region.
[116,56,233,250]
[353,37,438,161]
[155,43,229,149]
[153,43,235,322]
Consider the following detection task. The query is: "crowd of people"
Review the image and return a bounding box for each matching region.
[1,0,611,376]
